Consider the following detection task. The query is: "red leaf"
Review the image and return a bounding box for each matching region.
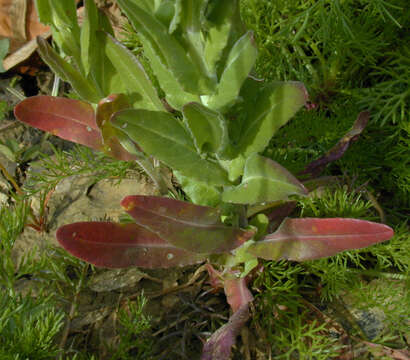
[206,265,254,312]
[201,304,250,360]
[248,218,394,261]
[224,276,253,313]
[96,94,137,161]
[14,96,104,150]
[121,196,254,254]
[57,221,205,268]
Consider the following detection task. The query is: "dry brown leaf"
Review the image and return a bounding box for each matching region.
[0,0,49,52]
[0,0,50,72]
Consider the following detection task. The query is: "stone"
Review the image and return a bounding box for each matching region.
[12,174,159,264]
[88,268,147,292]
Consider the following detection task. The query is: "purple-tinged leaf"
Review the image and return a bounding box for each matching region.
[224,276,253,313]
[201,304,250,360]
[121,196,255,254]
[248,218,394,261]
[57,221,205,269]
[205,263,224,290]
[14,96,104,150]
[96,94,137,161]
[205,265,254,312]
[302,111,370,177]
[266,201,298,232]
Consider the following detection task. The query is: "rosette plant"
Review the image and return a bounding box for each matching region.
[14,0,394,358]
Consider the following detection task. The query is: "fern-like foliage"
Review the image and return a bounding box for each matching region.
[0,293,64,359]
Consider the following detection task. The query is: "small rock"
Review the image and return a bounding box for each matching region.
[13,175,159,267]
[0,191,8,206]
[161,294,180,309]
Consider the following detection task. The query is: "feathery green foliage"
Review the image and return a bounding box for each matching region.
[0,293,64,359]
[24,145,140,196]
[109,295,153,360]
[253,261,341,358]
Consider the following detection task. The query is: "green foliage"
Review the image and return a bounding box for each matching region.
[109,295,153,360]
[347,277,410,345]
[0,138,41,164]
[298,185,375,220]
[0,38,9,73]
[0,100,8,120]
[0,201,28,251]
[0,293,64,359]
[240,0,408,98]
[355,47,410,127]
[24,145,139,196]
[253,261,341,359]
[366,222,410,272]
[241,0,409,214]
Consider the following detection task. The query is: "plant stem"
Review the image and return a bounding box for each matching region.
[0,161,23,195]
[58,265,88,358]
[134,156,169,195]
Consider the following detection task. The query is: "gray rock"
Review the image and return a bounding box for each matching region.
[12,175,159,263]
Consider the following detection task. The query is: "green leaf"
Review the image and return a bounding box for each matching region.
[50,26,83,71]
[249,213,269,241]
[132,0,154,13]
[182,102,228,155]
[222,153,307,204]
[218,155,246,182]
[0,144,16,162]
[168,0,182,33]
[34,0,53,24]
[101,32,163,110]
[80,0,99,75]
[37,37,100,103]
[203,0,237,74]
[177,0,215,88]
[42,0,82,68]
[155,0,177,29]
[174,171,222,207]
[238,81,308,156]
[112,109,230,185]
[81,3,118,95]
[139,34,199,110]
[205,31,258,111]
[117,0,207,94]
[91,34,124,97]
[49,0,79,29]
[0,38,9,73]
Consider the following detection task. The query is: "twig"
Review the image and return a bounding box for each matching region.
[58,265,88,357]
[0,121,21,133]
[351,336,410,360]
[0,161,23,195]
[128,264,208,301]
[365,190,386,223]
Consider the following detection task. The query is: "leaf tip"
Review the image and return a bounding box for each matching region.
[120,196,136,211]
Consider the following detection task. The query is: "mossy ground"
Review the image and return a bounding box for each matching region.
[0,0,408,358]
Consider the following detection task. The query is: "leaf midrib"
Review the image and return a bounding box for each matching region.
[263,231,392,242]
[125,122,196,153]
